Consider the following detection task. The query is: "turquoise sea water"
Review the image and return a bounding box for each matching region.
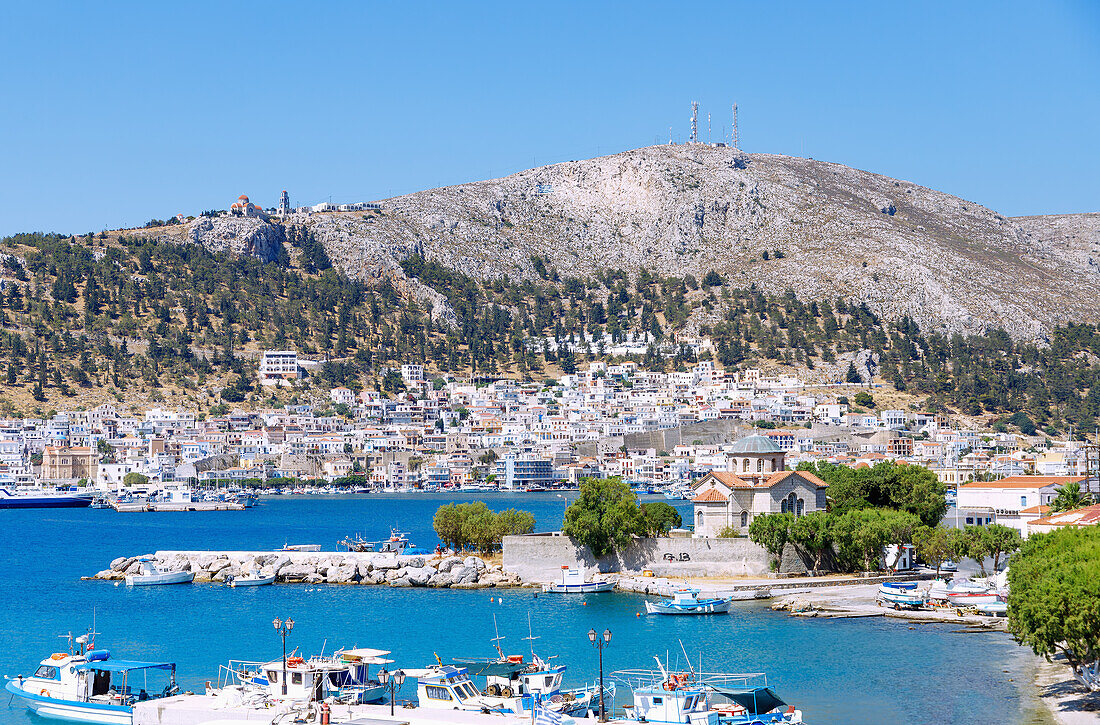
[0,494,1043,724]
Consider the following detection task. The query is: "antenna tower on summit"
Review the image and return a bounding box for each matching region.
[707,113,712,142]
[690,102,699,143]
[732,103,740,150]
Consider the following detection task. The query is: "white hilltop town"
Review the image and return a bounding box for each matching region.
[4,352,1095,541]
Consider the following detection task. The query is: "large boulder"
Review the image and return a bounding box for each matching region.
[436,556,463,574]
[406,567,434,586]
[427,572,452,587]
[212,566,239,583]
[327,564,359,584]
[208,559,232,575]
[272,556,292,574]
[304,573,325,585]
[373,557,400,570]
[464,556,487,571]
[451,566,478,585]
[278,564,315,581]
[110,556,134,572]
[95,569,116,580]
[389,577,412,587]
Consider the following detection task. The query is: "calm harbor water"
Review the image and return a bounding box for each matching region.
[1,493,1046,724]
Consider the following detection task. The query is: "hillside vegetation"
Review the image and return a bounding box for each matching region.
[1,229,1100,438]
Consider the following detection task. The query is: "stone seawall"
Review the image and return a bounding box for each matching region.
[502,533,771,582]
[90,550,524,588]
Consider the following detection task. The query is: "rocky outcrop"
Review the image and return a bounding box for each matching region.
[165,217,285,264]
[93,551,524,589]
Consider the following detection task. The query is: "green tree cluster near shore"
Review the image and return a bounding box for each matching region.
[561,477,682,557]
[3,232,1100,433]
[1009,525,1100,690]
[432,501,535,554]
[738,461,1021,573]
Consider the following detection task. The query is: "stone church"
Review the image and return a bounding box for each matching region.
[691,434,828,537]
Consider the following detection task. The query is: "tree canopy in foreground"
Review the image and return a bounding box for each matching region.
[1009,525,1100,691]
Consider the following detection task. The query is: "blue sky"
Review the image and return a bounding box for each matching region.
[0,1,1097,236]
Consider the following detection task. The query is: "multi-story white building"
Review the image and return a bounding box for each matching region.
[259,351,300,384]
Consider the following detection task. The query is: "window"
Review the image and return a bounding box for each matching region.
[1020,496,1027,507]
[965,517,973,524]
[267,671,278,684]
[757,459,763,473]
[425,685,452,700]
[291,673,303,686]
[653,697,663,705]
[742,459,749,472]
[797,499,804,516]
[33,666,59,679]
[781,500,787,513]
[740,511,748,527]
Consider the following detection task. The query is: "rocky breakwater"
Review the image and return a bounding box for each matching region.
[91,551,525,589]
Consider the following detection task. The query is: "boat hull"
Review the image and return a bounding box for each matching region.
[125,572,195,586]
[644,599,731,614]
[6,680,131,724]
[0,495,94,509]
[543,582,615,593]
[229,575,275,587]
[947,592,1002,605]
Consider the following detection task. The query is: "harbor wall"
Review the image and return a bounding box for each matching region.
[502,533,771,582]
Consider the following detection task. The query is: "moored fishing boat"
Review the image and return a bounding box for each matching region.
[5,633,179,724]
[614,658,804,724]
[645,589,733,615]
[124,560,194,587]
[226,570,275,587]
[543,566,614,593]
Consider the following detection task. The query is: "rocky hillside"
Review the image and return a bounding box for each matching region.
[146,145,1099,339]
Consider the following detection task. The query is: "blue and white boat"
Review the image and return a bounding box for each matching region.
[645,589,732,615]
[543,566,614,593]
[614,660,804,724]
[0,487,94,509]
[5,636,178,723]
[876,581,926,609]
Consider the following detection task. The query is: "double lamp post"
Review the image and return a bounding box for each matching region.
[273,616,294,696]
[588,628,611,722]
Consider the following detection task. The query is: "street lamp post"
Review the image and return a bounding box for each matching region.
[588,628,611,722]
[378,667,406,716]
[272,617,294,696]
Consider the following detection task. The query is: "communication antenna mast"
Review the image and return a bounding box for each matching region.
[690,102,699,143]
[732,103,740,150]
[669,126,673,145]
[707,113,712,142]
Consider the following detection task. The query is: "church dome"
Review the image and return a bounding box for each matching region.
[729,434,783,454]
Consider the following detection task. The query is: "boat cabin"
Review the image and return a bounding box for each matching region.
[461,656,566,700]
[628,682,717,725]
[14,649,177,709]
[413,665,486,709]
[260,649,391,704]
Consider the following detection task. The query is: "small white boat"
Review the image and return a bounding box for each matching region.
[976,601,1008,617]
[280,543,322,552]
[542,566,614,593]
[645,588,732,615]
[125,560,195,586]
[946,590,1003,606]
[227,571,275,587]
